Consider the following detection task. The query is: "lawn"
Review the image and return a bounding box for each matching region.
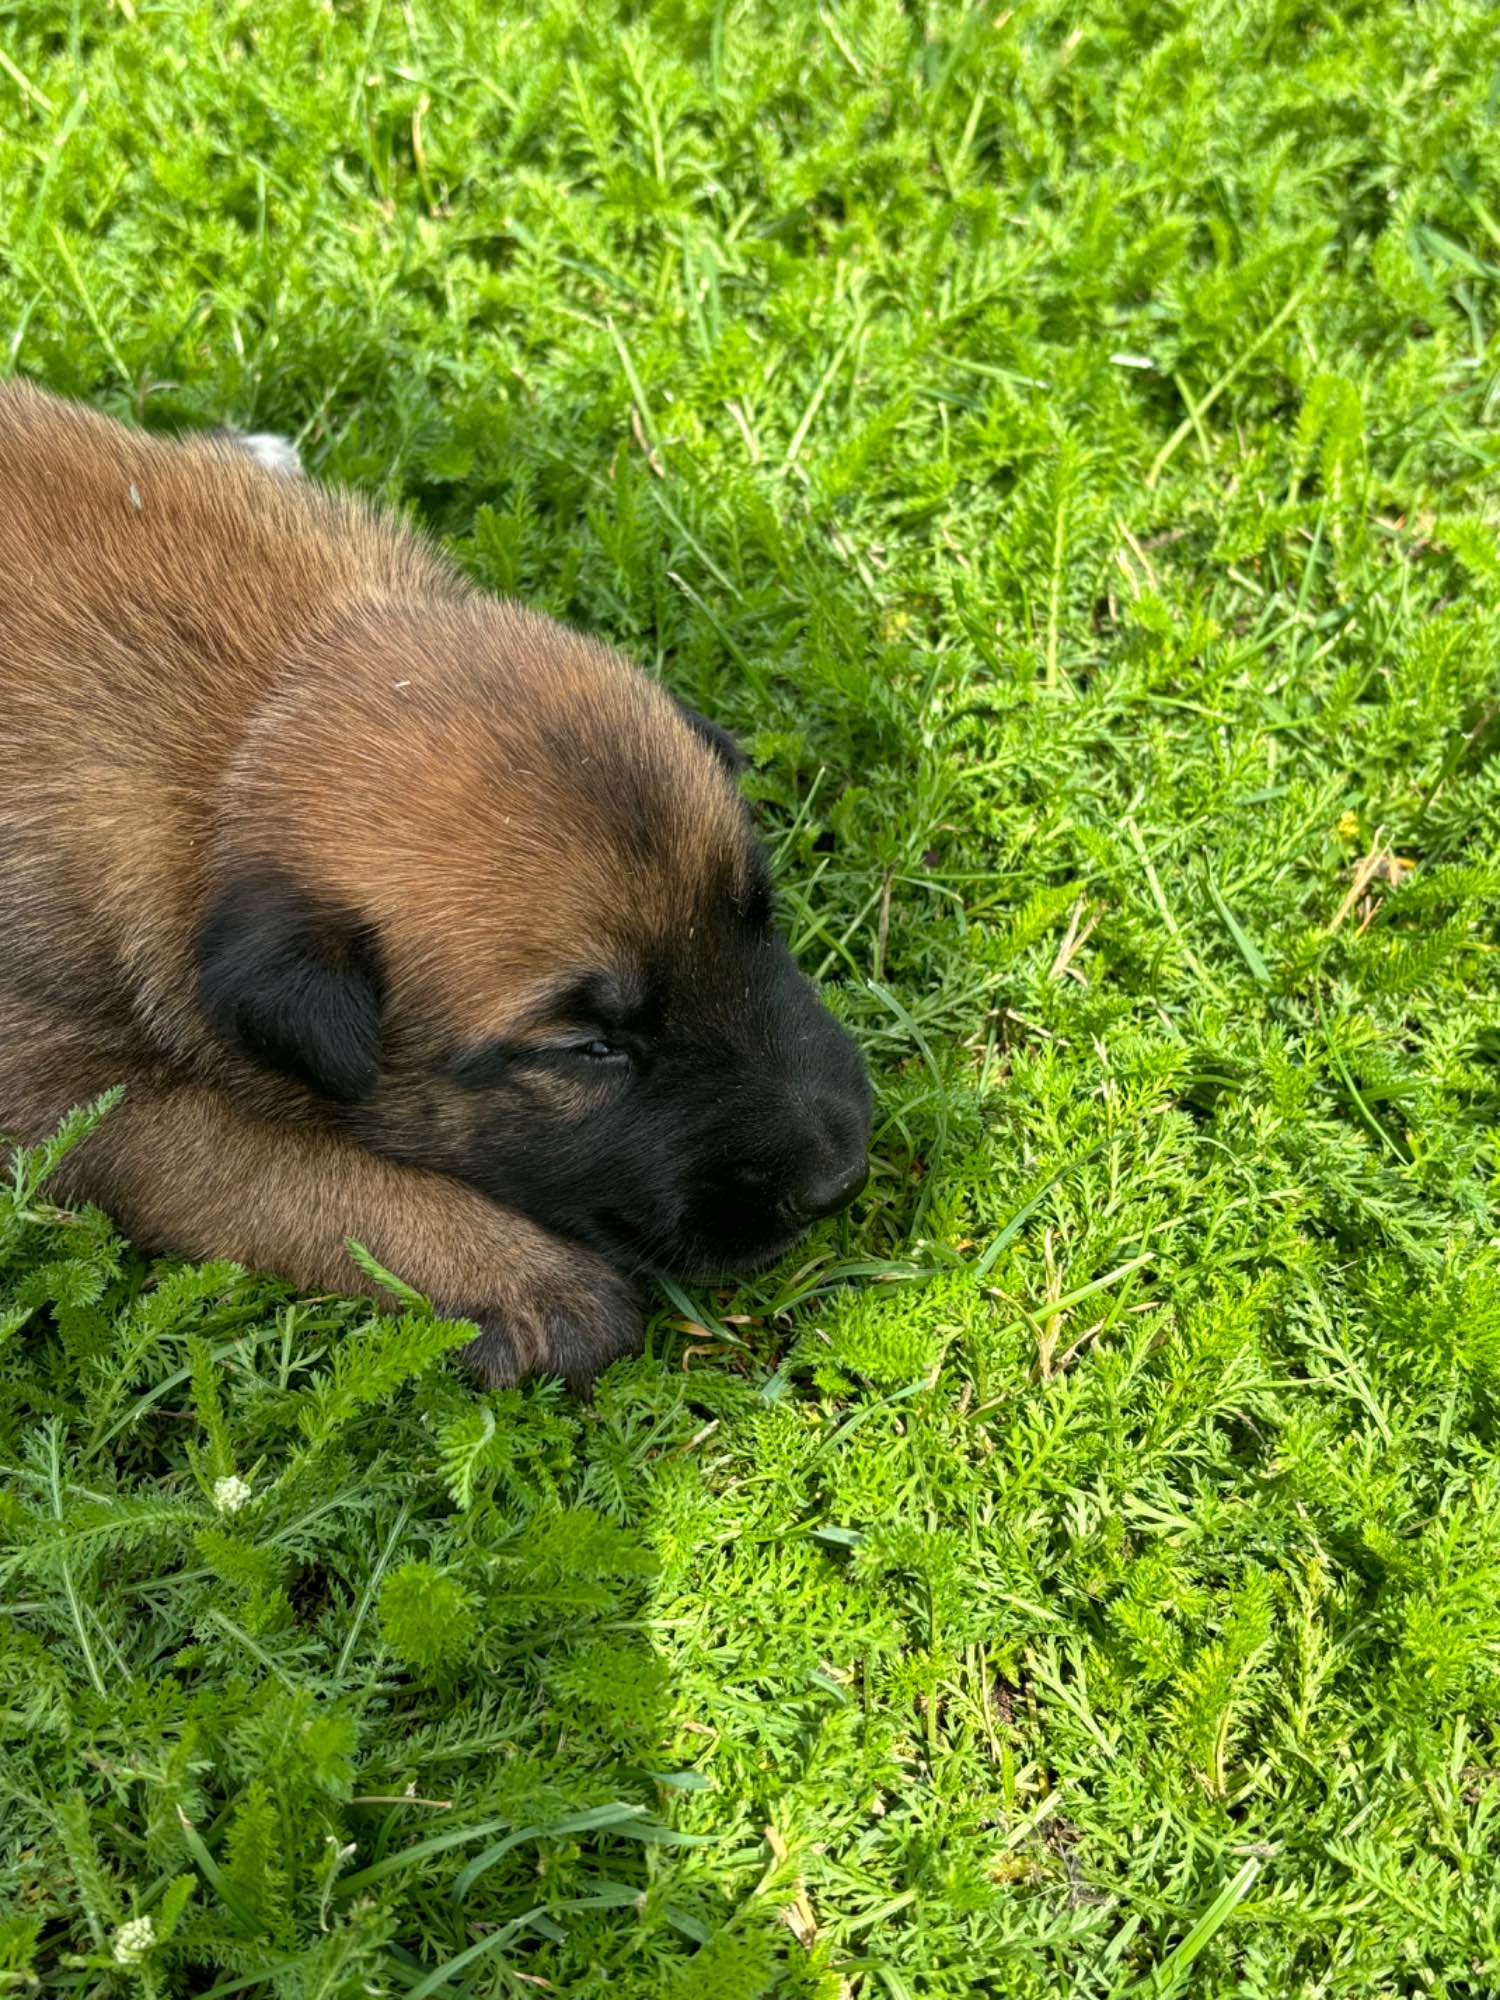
[3,1,1500,1993]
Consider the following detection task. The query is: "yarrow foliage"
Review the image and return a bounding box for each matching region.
[3,1,1500,1994]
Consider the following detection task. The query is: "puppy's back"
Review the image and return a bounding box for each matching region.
[0,382,455,756]
[0,383,460,1032]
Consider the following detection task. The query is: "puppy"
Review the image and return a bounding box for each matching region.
[0,382,871,1385]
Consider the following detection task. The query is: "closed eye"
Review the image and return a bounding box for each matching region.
[444,1033,633,1087]
[574,1038,630,1064]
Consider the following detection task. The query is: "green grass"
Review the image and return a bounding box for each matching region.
[4,1,1500,1993]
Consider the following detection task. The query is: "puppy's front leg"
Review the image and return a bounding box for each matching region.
[20,1054,642,1388]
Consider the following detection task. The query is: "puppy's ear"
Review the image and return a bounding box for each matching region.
[197,873,384,1102]
[673,698,749,774]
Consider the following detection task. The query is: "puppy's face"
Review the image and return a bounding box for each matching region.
[200,603,871,1279]
[416,856,871,1276]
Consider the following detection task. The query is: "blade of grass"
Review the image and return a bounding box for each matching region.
[1124,817,1227,1001]
[1126,1857,1263,1997]
[1146,286,1307,486]
[1201,860,1271,985]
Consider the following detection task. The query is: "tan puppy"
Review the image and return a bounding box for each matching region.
[0,383,870,1384]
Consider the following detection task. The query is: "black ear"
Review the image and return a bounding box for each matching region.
[197,872,384,1102]
[673,698,749,774]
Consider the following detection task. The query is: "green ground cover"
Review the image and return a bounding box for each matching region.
[3,1,1500,1992]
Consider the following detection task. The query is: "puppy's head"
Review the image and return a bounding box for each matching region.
[200,600,871,1277]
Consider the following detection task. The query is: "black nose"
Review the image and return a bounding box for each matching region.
[793,1156,868,1222]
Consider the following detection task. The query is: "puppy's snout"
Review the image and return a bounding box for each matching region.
[784,1090,871,1223]
[792,1153,868,1222]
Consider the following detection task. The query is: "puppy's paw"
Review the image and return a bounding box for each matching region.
[455,1249,643,1392]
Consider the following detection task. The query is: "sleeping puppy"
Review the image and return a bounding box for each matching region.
[0,382,871,1385]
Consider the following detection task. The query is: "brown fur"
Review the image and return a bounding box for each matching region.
[0,381,763,1382]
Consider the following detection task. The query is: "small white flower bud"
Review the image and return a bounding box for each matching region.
[212,1475,252,1514]
[113,1916,155,1964]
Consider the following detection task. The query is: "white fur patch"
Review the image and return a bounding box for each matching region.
[235,431,303,479]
